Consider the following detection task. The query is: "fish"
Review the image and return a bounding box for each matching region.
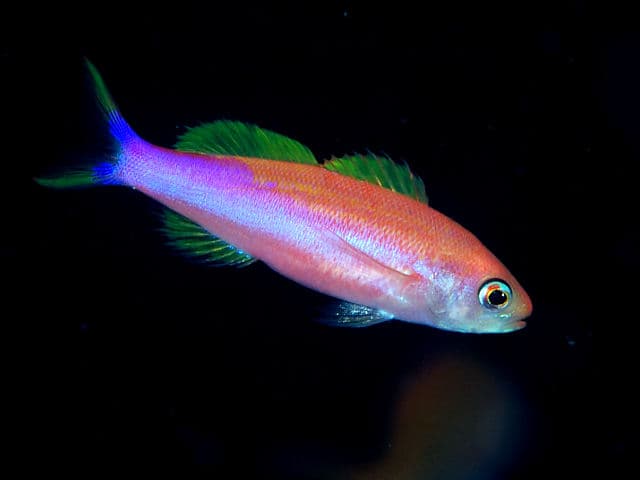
[36,60,532,334]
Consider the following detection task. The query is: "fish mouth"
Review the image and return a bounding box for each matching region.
[503,319,527,332]
[458,319,527,334]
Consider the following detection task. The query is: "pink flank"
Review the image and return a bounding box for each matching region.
[115,138,532,333]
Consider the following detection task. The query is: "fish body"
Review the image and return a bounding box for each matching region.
[37,61,532,333]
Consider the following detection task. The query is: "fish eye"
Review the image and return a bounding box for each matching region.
[478,279,512,309]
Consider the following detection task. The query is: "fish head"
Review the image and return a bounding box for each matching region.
[443,274,532,333]
[418,253,532,334]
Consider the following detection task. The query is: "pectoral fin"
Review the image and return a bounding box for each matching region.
[318,301,394,328]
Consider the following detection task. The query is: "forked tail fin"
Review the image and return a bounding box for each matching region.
[35,59,139,188]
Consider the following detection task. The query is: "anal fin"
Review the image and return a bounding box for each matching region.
[160,209,256,267]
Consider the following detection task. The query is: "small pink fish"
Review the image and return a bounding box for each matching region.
[37,60,532,333]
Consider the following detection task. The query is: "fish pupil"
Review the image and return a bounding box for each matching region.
[488,289,508,306]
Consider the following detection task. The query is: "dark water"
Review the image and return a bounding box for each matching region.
[6,2,636,478]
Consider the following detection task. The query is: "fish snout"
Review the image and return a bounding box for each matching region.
[508,290,532,330]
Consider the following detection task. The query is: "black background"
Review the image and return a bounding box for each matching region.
[5,2,637,478]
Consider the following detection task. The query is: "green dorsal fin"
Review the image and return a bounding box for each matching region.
[323,153,428,204]
[160,209,256,267]
[174,120,318,164]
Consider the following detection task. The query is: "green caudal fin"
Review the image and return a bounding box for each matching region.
[34,59,138,189]
[34,164,116,188]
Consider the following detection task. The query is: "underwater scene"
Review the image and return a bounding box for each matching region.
[7,2,635,478]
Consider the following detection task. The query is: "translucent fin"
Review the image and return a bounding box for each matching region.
[318,301,394,328]
[324,153,428,204]
[160,209,256,267]
[174,121,318,164]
